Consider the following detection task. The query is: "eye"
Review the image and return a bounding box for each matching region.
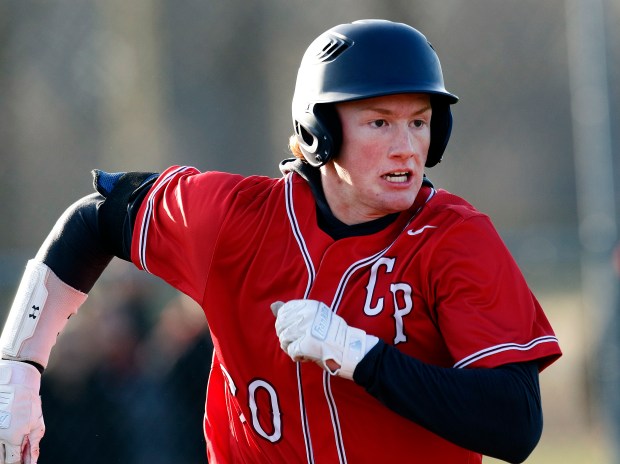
[412,119,426,128]
[371,119,387,128]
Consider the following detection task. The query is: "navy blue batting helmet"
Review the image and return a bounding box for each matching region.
[292,19,458,168]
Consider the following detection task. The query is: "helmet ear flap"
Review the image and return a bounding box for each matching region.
[294,104,342,168]
[426,101,453,167]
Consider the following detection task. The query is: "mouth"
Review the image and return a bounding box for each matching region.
[382,171,411,183]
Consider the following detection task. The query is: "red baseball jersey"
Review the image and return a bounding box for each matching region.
[131,165,561,463]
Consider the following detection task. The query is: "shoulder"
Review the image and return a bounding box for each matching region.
[150,165,285,204]
[413,188,507,255]
[421,188,493,232]
[427,188,484,219]
[155,165,275,189]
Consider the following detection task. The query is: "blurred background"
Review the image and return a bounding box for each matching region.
[0,0,618,462]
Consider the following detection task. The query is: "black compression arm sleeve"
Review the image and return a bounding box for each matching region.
[35,193,113,293]
[354,341,542,463]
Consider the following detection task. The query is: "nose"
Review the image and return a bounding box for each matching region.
[389,125,418,159]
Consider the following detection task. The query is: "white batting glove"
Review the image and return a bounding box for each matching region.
[0,360,44,464]
[271,300,378,380]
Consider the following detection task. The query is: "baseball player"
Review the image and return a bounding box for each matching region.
[0,19,561,463]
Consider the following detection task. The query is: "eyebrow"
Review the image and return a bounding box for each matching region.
[359,103,432,115]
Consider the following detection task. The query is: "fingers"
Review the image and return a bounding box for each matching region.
[277,317,308,352]
[2,443,22,464]
[273,299,323,350]
[0,422,43,464]
[273,300,315,330]
[21,436,30,464]
[273,300,338,368]
[26,423,44,464]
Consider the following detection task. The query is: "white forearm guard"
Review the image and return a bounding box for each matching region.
[0,260,87,369]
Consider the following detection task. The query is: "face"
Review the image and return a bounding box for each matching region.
[320,93,432,225]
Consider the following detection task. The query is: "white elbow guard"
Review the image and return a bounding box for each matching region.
[0,260,87,369]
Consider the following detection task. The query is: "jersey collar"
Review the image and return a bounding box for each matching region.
[279,158,435,240]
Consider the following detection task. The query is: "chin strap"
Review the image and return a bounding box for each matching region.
[0,260,87,370]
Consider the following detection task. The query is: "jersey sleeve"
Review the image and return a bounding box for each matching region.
[429,214,561,371]
[130,165,247,302]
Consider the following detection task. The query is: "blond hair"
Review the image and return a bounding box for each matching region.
[288,135,305,161]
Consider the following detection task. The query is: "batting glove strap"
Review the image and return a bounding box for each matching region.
[336,328,378,380]
[0,360,44,464]
[0,260,86,369]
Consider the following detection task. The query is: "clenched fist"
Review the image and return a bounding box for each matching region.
[271,300,378,379]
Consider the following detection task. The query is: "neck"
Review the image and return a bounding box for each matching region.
[286,159,400,240]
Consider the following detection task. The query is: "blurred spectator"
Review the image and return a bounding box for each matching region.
[152,294,213,464]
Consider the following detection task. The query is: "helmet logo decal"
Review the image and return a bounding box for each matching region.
[311,33,353,63]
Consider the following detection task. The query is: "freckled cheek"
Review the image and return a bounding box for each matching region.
[354,142,384,167]
[338,136,384,178]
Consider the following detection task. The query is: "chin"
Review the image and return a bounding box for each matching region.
[392,192,418,209]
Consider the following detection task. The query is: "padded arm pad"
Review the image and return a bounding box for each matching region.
[0,260,86,368]
[93,170,158,260]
